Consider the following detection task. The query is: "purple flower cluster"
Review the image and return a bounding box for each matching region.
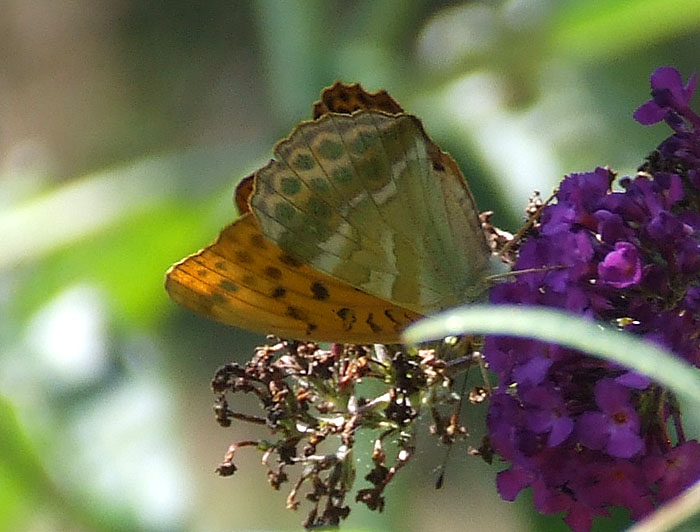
[485,67,700,532]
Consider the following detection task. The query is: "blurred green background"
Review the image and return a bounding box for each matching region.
[2,1,700,531]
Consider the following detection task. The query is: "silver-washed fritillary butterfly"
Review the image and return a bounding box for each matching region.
[165,83,507,343]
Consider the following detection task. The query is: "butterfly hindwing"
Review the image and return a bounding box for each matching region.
[250,111,495,313]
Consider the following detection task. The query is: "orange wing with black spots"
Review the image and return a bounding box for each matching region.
[165,214,420,343]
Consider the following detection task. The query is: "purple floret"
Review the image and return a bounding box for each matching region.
[484,66,700,531]
[597,242,642,288]
[634,66,698,127]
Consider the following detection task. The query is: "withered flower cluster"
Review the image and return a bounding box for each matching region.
[211,338,488,528]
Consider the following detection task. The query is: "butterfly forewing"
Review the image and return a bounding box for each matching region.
[165,214,420,343]
[312,81,404,119]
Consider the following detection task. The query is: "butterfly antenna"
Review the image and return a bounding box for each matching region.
[486,264,568,284]
[497,189,557,259]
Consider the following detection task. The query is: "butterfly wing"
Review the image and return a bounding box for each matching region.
[312,81,404,118]
[165,213,420,343]
[166,82,495,342]
[249,110,496,314]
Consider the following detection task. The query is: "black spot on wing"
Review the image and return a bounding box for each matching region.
[286,305,309,321]
[337,307,356,331]
[384,309,400,325]
[271,287,286,299]
[235,250,253,264]
[310,281,330,300]
[249,233,266,248]
[211,292,226,304]
[279,254,303,268]
[366,313,382,334]
[265,266,282,280]
[219,280,238,292]
[432,159,445,172]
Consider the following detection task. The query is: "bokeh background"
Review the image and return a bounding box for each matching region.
[3,1,700,531]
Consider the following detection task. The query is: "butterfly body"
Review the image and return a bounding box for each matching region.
[166,84,507,343]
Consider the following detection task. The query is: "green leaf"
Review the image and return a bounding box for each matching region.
[552,0,700,60]
[402,304,700,406]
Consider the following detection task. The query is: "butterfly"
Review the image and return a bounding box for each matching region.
[165,82,507,344]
